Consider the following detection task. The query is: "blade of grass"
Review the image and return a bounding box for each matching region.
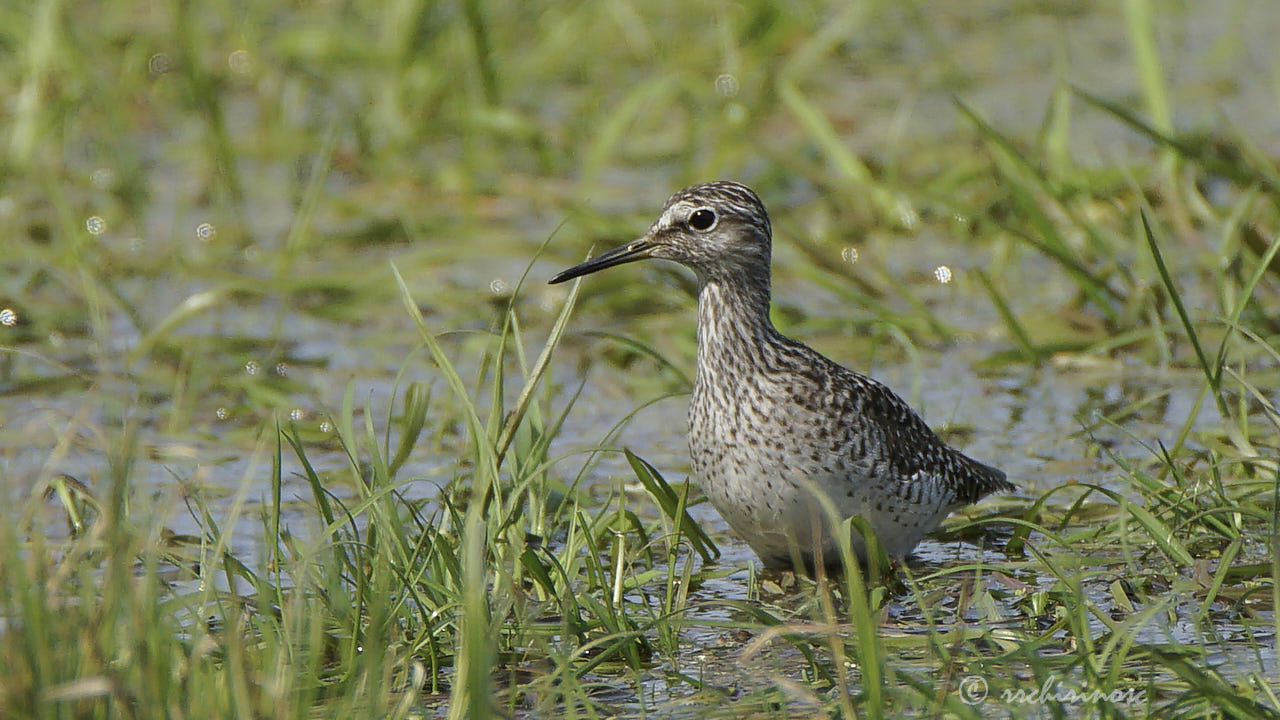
[624,450,719,563]
[581,331,692,387]
[392,262,500,495]
[1139,211,1221,410]
[1212,230,1280,383]
[125,287,231,365]
[388,382,431,477]
[1122,0,1172,136]
[448,497,494,720]
[1073,87,1280,195]
[495,268,581,461]
[956,98,1123,323]
[778,78,906,225]
[1080,482,1194,567]
[974,268,1039,363]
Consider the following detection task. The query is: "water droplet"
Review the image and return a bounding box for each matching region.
[148,53,173,75]
[86,216,106,235]
[274,362,288,377]
[841,247,859,264]
[91,168,115,189]
[715,73,739,98]
[489,279,509,295]
[228,49,252,75]
[244,360,260,376]
[319,421,333,433]
[289,408,304,422]
[934,265,953,284]
[0,308,16,327]
[215,407,229,420]
[195,222,216,242]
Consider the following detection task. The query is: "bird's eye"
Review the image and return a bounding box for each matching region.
[689,208,717,231]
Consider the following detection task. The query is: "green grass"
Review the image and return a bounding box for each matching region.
[3,0,1280,717]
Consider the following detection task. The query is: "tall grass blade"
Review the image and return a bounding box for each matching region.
[1139,212,1219,403]
[495,269,581,461]
[1212,231,1280,384]
[1073,87,1280,195]
[388,382,431,477]
[448,501,494,720]
[974,268,1039,363]
[778,78,905,224]
[1121,0,1172,136]
[624,450,719,562]
[392,263,501,495]
[955,98,1122,322]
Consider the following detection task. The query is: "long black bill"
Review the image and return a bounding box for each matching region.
[548,239,654,285]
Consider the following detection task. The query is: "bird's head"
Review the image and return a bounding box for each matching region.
[549,181,772,286]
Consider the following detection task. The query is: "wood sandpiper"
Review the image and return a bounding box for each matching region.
[550,181,1013,569]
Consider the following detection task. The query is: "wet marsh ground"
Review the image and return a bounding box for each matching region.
[2,0,1280,717]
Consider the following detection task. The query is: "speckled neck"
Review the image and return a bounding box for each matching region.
[694,273,778,385]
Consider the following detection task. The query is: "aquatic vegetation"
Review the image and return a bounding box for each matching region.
[1,0,1277,717]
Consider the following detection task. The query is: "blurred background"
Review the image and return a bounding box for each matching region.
[3,1,1280,716]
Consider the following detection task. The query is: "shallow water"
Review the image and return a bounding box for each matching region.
[3,0,1279,714]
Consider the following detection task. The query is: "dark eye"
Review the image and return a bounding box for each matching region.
[688,208,717,231]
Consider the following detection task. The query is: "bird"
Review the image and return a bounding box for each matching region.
[549,181,1013,570]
